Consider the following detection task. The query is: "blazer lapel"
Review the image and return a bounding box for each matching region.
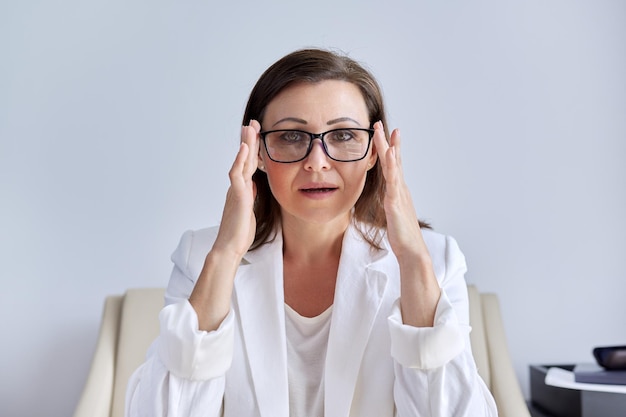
[234,234,289,417]
[324,225,390,417]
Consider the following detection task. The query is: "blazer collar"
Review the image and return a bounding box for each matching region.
[235,230,289,417]
[234,224,392,417]
[324,225,391,417]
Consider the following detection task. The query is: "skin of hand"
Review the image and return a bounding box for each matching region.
[372,121,441,327]
[189,120,261,331]
[212,120,261,259]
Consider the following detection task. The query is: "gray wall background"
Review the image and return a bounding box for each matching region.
[1,1,625,416]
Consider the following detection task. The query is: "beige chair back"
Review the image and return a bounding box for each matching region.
[75,285,530,417]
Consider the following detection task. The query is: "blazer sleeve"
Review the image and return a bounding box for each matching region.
[125,229,234,417]
[387,235,498,417]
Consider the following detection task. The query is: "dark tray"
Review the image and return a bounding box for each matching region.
[529,364,582,417]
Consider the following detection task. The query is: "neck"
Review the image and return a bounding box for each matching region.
[281,215,349,264]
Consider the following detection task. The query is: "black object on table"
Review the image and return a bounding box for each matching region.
[529,364,626,417]
[530,365,581,417]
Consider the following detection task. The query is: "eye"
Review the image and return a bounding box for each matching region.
[278,130,307,143]
[328,129,357,142]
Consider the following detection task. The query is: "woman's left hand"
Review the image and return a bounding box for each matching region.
[372,121,441,327]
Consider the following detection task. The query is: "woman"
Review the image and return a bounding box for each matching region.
[126,48,498,416]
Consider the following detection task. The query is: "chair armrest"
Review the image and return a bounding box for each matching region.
[73,295,123,417]
[482,293,531,417]
[110,288,165,417]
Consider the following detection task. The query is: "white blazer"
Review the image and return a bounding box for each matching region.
[126,224,497,417]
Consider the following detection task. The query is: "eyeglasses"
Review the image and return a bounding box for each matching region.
[259,128,374,163]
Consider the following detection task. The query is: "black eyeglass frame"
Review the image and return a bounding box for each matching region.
[259,128,375,163]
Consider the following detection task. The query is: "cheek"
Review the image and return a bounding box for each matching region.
[343,164,370,192]
[264,164,293,196]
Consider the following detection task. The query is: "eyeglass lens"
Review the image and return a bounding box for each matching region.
[263,129,371,162]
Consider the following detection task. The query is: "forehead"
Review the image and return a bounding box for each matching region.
[262,80,369,127]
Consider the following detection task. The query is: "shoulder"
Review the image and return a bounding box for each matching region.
[380,227,466,285]
[421,228,463,258]
[421,228,467,286]
[170,226,220,279]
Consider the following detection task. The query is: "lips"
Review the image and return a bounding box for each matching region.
[301,187,337,193]
[299,182,338,193]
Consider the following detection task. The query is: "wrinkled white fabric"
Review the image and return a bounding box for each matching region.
[158,301,235,380]
[388,293,469,369]
[125,224,498,417]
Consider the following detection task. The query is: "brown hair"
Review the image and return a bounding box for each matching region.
[243,48,428,250]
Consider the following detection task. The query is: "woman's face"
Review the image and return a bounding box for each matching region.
[259,80,377,229]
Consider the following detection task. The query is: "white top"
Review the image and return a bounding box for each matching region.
[284,303,333,417]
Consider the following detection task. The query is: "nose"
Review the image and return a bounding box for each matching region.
[304,138,331,171]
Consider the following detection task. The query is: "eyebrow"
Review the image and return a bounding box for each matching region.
[272,117,307,127]
[272,116,362,128]
[327,117,362,126]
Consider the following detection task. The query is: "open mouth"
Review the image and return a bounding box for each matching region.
[301,187,337,193]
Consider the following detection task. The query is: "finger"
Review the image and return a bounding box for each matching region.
[248,119,261,132]
[240,120,260,150]
[382,135,406,191]
[384,145,398,185]
[389,128,402,169]
[229,141,250,183]
[248,119,261,170]
[372,121,389,170]
[374,121,400,184]
[240,123,259,177]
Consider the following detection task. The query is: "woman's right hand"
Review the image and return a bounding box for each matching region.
[212,120,261,260]
[189,120,261,331]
